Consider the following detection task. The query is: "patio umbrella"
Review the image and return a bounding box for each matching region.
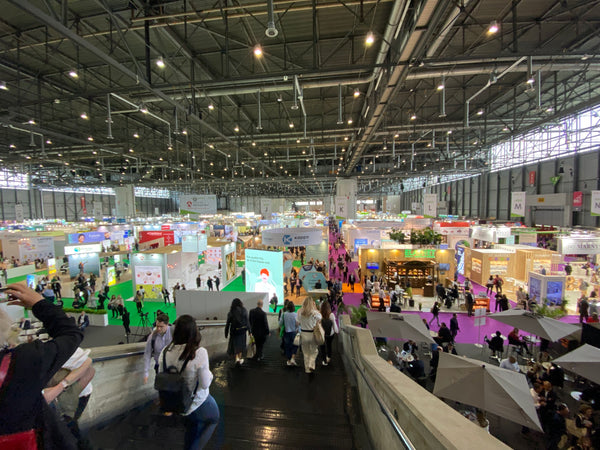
[488,309,580,342]
[553,344,600,384]
[366,311,434,343]
[433,352,543,431]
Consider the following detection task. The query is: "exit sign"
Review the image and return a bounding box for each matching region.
[405,249,436,258]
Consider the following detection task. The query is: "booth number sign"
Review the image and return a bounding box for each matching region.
[405,249,436,258]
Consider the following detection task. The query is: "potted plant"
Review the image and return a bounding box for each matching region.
[64,307,109,327]
[349,305,368,328]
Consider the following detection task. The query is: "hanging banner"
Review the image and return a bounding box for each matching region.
[423,194,437,218]
[510,191,526,217]
[15,204,24,222]
[179,195,217,215]
[528,171,536,186]
[93,201,103,218]
[592,191,600,216]
[260,198,272,217]
[573,191,583,208]
[335,196,347,218]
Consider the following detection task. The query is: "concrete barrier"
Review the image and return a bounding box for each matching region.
[338,315,510,450]
[79,314,281,429]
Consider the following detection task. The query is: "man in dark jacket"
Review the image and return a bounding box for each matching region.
[249,299,270,361]
[0,284,83,449]
[449,313,459,342]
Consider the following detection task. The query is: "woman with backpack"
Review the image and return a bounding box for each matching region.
[224,298,249,365]
[319,301,339,366]
[158,315,219,449]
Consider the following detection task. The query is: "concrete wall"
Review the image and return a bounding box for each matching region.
[175,290,269,320]
[338,315,509,450]
[79,314,280,429]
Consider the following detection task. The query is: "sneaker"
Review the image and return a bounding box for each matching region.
[322,361,329,366]
[326,357,331,364]
[238,359,244,365]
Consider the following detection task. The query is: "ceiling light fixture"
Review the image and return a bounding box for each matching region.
[234,125,240,132]
[487,20,499,35]
[139,105,149,114]
[289,122,294,129]
[87,136,94,141]
[28,119,36,125]
[437,82,444,91]
[45,140,52,144]
[477,109,484,115]
[527,76,535,85]
[208,103,214,110]
[80,112,89,120]
[68,70,78,78]
[253,45,263,57]
[0,81,7,90]
[410,114,417,121]
[156,57,165,68]
[365,32,375,46]
[353,89,360,98]
[347,118,353,125]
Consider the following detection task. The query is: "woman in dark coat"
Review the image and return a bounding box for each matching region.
[225,298,249,365]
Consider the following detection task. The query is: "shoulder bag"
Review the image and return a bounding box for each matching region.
[313,320,325,345]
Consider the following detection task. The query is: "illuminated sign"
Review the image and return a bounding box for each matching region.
[64,243,102,255]
[404,249,436,258]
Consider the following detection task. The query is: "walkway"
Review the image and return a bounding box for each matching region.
[87,330,368,449]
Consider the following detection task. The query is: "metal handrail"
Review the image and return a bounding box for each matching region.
[92,350,144,363]
[196,321,227,327]
[342,328,415,450]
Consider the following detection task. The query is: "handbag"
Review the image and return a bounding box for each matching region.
[247,336,256,358]
[0,352,39,449]
[293,333,301,347]
[314,320,325,346]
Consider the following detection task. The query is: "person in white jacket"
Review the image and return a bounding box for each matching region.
[319,301,339,366]
[159,315,219,449]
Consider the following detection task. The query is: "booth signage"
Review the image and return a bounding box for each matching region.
[529,171,536,186]
[558,237,600,255]
[510,191,526,217]
[64,243,102,255]
[404,249,436,258]
[179,194,217,215]
[261,227,322,247]
[592,191,600,216]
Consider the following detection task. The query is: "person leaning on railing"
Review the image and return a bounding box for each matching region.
[0,283,83,449]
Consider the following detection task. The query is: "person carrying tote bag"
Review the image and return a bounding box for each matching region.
[297,297,322,374]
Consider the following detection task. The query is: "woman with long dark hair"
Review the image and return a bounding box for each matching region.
[225,298,249,365]
[319,301,339,366]
[159,315,219,449]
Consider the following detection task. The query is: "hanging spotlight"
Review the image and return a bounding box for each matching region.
[0,81,7,90]
[234,125,240,132]
[437,82,445,91]
[487,21,499,34]
[410,114,417,121]
[133,132,139,138]
[80,112,89,120]
[87,136,94,141]
[139,105,149,114]
[289,122,294,129]
[353,88,361,98]
[477,109,484,116]
[156,57,165,68]
[527,76,535,85]
[347,118,353,125]
[68,70,78,78]
[365,32,375,46]
[208,103,214,110]
[253,45,263,57]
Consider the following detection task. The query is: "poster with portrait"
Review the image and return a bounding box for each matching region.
[134,265,163,299]
[245,249,283,305]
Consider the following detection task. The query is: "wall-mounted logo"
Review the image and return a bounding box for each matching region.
[282,234,293,245]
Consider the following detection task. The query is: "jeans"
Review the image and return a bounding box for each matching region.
[320,335,334,360]
[283,331,298,360]
[183,395,220,450]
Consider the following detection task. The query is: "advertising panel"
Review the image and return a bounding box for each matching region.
[68,231,107,244]
[510,191,526,217]
[198,234,208,253]
[134,265,163,299]
[245,249,283,304]
[261,227,322,247]
[106,266,116,286]
[139,230,175,246]
[182,234,198,253]
[260,198,272,217]
[18,236,55,260]
[471,258,482,273]
[179,194,217,215]
[68,253,100,278]
[47,258,56,275]
[529,275,542,301]
[64,244,102,255]
[573,191,583,208]
[223,242,236,282]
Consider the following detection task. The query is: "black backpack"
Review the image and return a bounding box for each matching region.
[321,317,333,336]
[154,347,198,414]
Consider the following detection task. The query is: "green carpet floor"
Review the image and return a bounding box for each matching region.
[7,269,49,285]
[222,275,245,292]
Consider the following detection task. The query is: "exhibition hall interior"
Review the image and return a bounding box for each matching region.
[2,0,600,449]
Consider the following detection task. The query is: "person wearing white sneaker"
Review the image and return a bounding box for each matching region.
[279,301,299,366]
[298,297,322,373]
[319,301,338,366]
